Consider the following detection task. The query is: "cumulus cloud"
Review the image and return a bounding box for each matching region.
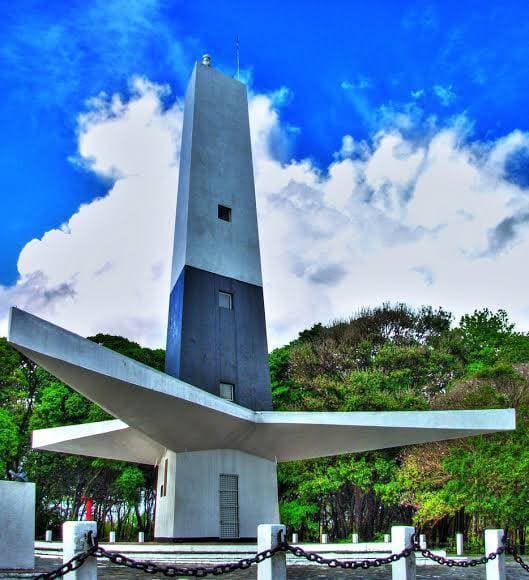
[0,77,183,345]
[2,75,529,349]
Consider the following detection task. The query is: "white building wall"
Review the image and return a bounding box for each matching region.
[170,62,263,290]
[154,449,279,539]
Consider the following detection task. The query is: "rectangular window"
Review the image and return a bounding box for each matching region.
[218,204,232,222]
[219,474,239,539]
[219,382,235,401]
[218,291,233,310]
[161,458,168,497]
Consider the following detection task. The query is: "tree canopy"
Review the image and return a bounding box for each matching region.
[1,304,529,545]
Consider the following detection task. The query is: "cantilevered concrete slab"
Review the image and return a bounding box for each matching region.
[32,420,164,465]
[10,307,515,464]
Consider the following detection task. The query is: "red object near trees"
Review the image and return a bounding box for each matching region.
[81,496,94,521]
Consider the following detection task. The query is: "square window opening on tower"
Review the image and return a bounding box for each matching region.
[218,291,233,310]
[218,204,232,222]
[219,382,235,401]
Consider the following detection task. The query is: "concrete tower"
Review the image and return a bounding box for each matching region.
[157,57,278,539]
[166,56,271,412]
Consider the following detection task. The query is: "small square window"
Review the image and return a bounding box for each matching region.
[218,204,232,222]
[220,382,235,401]
[219,291,233,310]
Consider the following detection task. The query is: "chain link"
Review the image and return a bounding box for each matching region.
[505,539,529,573]
[415,542,505,568]
[33,531,98,580]
[281,535,415,570]
[33,529,529,578]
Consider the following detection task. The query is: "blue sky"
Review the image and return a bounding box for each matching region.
[2,0,529,346]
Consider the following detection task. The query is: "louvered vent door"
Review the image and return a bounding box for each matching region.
[219,474,239,539]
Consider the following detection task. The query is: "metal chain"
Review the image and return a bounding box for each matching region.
[33,529,529,578]
[92,538,286,577]
[505,540,529,573]
[281,538,415,569]
[414,535,507,568]
[33,532,98,579]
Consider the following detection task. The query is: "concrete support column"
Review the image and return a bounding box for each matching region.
[291,533,298,544]
[456,533,464,556]
[109,531,116,543]
[45,530,53,542]
[391,526,415,580]
[419,534,427,550]
[321,533,328,544]
[485,529,505,580]
[62,521,97,580]
[138,531,145,543]
[352,533,359,544]
[257,524,286,580]
[0,481,35,570]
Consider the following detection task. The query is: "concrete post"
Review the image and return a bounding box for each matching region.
[321,533,328,544]
[391,526,415,580]
[352,533,359,543]
[45,530,53,542]
[257,524,286,580]
[291,533,298,544]
[109,531,116,543]
[456,533,464,556]
[485,529,505,580]
[0,481,35,569]
[384,534,391,543]
[138,531,145,543]
[62,521,97,580]
[419,534,427,550]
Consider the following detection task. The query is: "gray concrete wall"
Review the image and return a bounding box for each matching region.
[0,481,35,569]
[154,449,279,539]
[170,62,263,290]
[166,266,272,410]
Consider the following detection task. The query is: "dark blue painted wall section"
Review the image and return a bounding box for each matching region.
[165,266,272,411]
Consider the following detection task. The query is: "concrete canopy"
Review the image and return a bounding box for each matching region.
[9,307,515,465]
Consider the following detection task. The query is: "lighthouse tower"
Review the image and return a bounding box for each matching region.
[158,56,278,539]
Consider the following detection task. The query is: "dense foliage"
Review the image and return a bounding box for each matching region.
[273,305,529,546]
[0,334,163,540]
[1,303,528,545]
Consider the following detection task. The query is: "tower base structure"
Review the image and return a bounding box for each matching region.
[154,449,279,540]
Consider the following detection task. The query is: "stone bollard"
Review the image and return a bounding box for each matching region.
[138,531,145,543]
[45,530,53,542]
[63,521,97,580]
[391,526,416,580]
[109,531,116,543]
[352,533,359,544]
[485,529,505,580]
[0,481,35,569]
[384,534,391,543]
[419,534,427,550]
[456,532,464,556]
[291,533,299,544]
[257,524,286,580]
[321,533,328,544]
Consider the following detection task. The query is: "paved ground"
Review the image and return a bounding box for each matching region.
[2,556,529,578]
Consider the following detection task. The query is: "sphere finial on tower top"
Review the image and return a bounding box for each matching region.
[202,54,212,67]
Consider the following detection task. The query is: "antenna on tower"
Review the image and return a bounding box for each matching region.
[236,36,240,80]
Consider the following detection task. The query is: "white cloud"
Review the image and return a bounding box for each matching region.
[2,76,529,351]
[433,84,457,107]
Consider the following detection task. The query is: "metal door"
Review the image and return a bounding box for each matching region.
[219,474,239,539]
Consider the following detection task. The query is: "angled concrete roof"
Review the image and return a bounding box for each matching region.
[9,308,516,464]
